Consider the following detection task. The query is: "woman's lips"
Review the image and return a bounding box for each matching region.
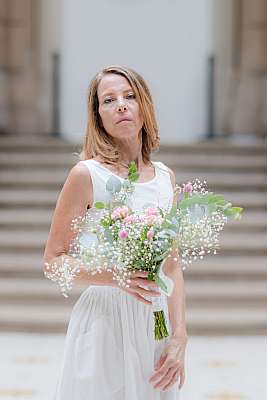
[116,118,132,124]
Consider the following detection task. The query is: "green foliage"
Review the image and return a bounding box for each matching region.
[178,192,243,219]
[127,161,139,182]
[94,201,105,209]
[106,176,122,194]
[103,228,113,244]
[154,274,168,293]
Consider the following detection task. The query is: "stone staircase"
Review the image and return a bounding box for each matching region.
[0,135,266,335]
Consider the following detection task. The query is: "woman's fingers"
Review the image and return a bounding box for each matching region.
[131,292,153,305]
[154,366,177,390]
[121,271,160,304]
[162,369,180,391]
[130,271,149,278]
[135,285,160,297]
[132,277,158,289]
[178,366,185,389]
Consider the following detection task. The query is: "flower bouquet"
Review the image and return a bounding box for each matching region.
[44,162,243,340]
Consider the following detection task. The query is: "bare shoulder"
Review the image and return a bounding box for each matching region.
[165,166,176,188]
[59,161,93,207]
[155,161,176,188]
[65,161,92,187]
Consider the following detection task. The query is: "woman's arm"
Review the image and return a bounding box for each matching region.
[43,162,161,300]
[163,247,187,338]
[43,161,116,288]
[164,167,188,338]
[148,167,188,391]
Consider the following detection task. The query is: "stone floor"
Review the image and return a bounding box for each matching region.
[0,333,266,400]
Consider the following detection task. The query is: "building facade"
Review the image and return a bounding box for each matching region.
[0,0,266,143]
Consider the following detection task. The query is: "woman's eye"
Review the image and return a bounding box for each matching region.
[126,93,135,100]
[103,98,113,104]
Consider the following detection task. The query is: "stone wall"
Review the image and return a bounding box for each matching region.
[223,0,267,138]
[0,0,40,135]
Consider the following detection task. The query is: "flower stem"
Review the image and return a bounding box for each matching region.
[154,311,169,340]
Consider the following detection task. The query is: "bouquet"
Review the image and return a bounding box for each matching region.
[44,162,243,340]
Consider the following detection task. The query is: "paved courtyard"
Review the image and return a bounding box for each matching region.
[0,333,266,400]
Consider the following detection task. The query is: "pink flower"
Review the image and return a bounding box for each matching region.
[146,214,158,225]
[120,206,129,218]
[111,206,129,220]
[145,207,158,216]
[183,182,193,195]
[119,230,129,239]
[124,215,134,224]
[147,229,154,240]
[138,215,146,223]
[125,214,141,224]
[111,210,121,220]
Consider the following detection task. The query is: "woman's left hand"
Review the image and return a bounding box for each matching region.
[149,334,188,391]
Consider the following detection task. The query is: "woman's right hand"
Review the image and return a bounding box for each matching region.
[118,270,161,305]
[78,267,160,305]
[85,270,160,305]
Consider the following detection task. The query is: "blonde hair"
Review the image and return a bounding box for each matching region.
[80,65,160,165]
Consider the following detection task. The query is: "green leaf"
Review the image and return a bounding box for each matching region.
[128,161,137,173]
[128,172,139,182]
[155,275,168,293]
[104,228,113,244]
[154,251,169,262]
[94,201,105,209]
[224,206,243,219]
[106,176,122,194]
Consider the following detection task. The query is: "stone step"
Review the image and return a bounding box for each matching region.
[156,153,267,172]
[0,230,266,255]
[0,277,265,307]
[0,252,44,278]
[0,209,54,229]
[0,251,266,280]
[0,278,83,304]
[0,153,78,168]
[183,256,267,281]
[0,189,266,211]
[184,280,267,307]
[0,189,58,208]
[1,152,267,172]
[1,253,266,281]
[0,304,72,333]
[0,169,266,191]
[0,137,266,155]
[0,136,76,153]
[225,211,267,232]
[0,169,69,189]
[186,307,267,335]
[0,209,266,233]
[0,302,265,335]
[175,171,267,191]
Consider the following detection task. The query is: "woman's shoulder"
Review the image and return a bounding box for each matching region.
[153,160,170,172]
[153,160,176,187]
[66,160,93,185]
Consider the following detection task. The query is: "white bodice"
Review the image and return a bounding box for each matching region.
[79,159,174,212]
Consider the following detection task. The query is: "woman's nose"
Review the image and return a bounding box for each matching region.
[116,101,128,112]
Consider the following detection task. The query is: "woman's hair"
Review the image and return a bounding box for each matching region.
[80,65,160,165]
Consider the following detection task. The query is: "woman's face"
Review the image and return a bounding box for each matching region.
[97,73,143,143]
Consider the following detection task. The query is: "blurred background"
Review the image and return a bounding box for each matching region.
[0,0,266,399]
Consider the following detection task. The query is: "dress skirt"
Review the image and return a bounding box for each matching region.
[54,285,180,400]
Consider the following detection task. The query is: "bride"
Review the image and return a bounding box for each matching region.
[43,64,188,399]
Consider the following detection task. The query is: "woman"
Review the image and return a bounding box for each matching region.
[43,65,188,399]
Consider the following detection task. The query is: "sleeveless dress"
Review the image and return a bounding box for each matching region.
[54,159,180,400]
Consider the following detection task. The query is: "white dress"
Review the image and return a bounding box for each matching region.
[54,159,180,400]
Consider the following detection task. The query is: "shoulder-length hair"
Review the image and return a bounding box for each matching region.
[80,65,160,165]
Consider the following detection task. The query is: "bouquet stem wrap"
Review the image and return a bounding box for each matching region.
[152,291,169,340]
[150,257,174,340]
